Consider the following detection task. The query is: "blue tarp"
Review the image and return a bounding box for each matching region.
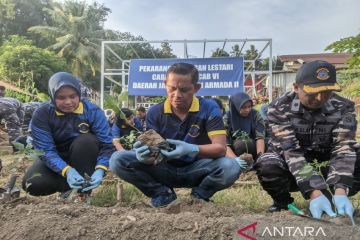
[128,57,243,96]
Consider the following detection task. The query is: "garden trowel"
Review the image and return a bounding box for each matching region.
[0,175,20,203]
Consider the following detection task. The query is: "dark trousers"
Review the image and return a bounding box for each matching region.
[22,134,99,196]
[109,151,241,199]
[253,150,360,204]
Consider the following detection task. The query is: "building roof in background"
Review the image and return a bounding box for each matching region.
[279,53,352,71]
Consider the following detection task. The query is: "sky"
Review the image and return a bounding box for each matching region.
[95,0,360,57]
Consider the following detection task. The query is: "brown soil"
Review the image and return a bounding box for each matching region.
[0,155,359,240]
[137,129,170,164]
[137,129,166,147]
[238,171,258,182]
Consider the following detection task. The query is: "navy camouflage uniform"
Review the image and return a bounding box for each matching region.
[22,102,41,132]
[0,97,24,142]
[254,91,360,205]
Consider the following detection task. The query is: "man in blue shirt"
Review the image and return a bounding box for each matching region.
[110,63,246,207]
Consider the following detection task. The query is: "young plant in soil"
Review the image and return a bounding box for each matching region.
[299,160,334,207]
[119,130,141,150]
[9,141,43,201]
[11,141,44,161]
[10,141,43,176]
[232,130,253,169]
[299,160,356,225]
[232,130,251,152]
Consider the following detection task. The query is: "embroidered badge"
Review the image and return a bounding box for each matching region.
[316,68,330,80]
[78,122,90,133]
[188,124,200,138]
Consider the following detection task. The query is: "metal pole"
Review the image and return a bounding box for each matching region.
[269,39,273,102]
[100,41,105,109]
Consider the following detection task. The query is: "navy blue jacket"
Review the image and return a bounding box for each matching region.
[31,100,113,175]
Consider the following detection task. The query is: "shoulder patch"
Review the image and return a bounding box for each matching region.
[342,113,356,127]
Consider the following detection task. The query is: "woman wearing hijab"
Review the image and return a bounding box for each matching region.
[226,92,266,161]
[22,72,113,196]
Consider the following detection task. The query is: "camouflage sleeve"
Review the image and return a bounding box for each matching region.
[17,101,25,126]
[327,102,358,190]
[254,111,265,140]
[268,104,327,198]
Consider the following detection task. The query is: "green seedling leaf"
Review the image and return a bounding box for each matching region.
[25,143,33,150]
[27,153,38,161]
[31,149,44,156]
[119,130,141,150]
[298,164,314,178]
[232,130,251,141]
[119,109,126,120]
[11,141,25,151]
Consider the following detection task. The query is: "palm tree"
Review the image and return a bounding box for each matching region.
[28,1,108,79]
[211,48,230,57]
[244,45,258,60]
[230,44,242,57]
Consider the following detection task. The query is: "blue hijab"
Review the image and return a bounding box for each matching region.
[229,92,257,139]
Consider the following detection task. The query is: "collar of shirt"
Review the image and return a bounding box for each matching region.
[164,96,200,114]
[55,102,84,116]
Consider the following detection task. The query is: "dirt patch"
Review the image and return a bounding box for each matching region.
[0,155,359,240]
[0,198,359,240]
[238,171,258,182]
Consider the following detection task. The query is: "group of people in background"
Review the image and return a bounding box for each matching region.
[1,60,359,221]
[0,85,40,144]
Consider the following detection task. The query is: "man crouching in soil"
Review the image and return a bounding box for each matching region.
[254,60,360,220]
[110,63,247,208]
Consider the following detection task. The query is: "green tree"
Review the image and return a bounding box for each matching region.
[243,44,266,70]
[158,42,176,58]
[28,0,110,82]
[341,78,360,97]
[0,0,52,45]
[104,30,176,60]
[244,45,258,60]
[0,35,68,92]
[261,56,284,71]
[230,44,242,57]
[325,33,360,68]
[211,48,230,57]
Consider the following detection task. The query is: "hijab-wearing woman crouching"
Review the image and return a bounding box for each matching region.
[22,72,113,196]
[226,92,266,161]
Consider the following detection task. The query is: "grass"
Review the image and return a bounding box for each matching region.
[91,179,360,215]
[91,180,146,207]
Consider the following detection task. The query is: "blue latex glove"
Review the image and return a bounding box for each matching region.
[234,157,248,169]
[309,195,336,219]
[133,141,153,164]
[333,195,354,217]
[160,139,199,159]
[66,168,85,189]
[82,169,105,192]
